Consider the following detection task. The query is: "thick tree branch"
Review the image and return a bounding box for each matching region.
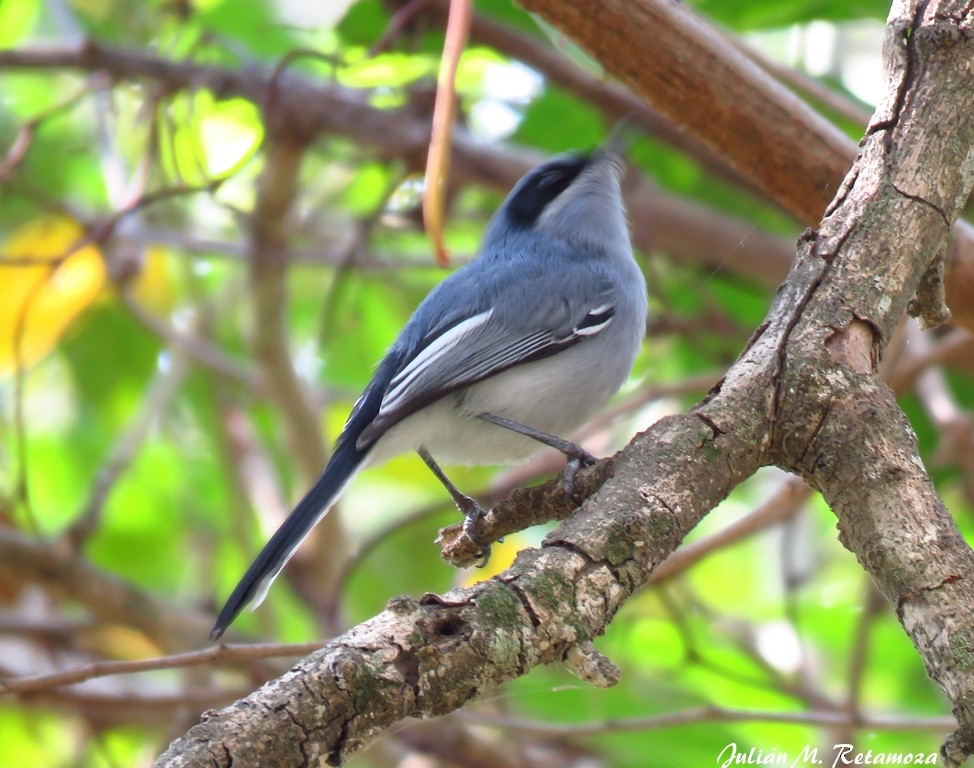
[247,133,349,628]
[3,40,974,330]
[773,5,974,759]
[431,0,753,192]
[520,0,853,220]
[248,138,325,476]
[517,0,974,332]
[154,2,974,766]
[0,42,796,291]
[156,413,753,767]
[0,528,213,653]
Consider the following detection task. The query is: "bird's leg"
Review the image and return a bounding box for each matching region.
[477,412,598,496]
[418,447,491,566]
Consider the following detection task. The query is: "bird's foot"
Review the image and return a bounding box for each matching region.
[458,499,492,567]
[561,446,599,498]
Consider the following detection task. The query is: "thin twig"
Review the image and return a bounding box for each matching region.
[118,291,257,387]
[0,641,324,695]
[889,328,973,392]
[719,25,872,127]
[65,350,191,548]
[0,73,105,180]
[369,0,435,56]
[457,706,956,735]
[845,584,886,719]
[0,527,215,652]
[650,476,812,583]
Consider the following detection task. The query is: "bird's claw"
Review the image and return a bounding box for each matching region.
[461,504,492,567]
[562,448,598,497]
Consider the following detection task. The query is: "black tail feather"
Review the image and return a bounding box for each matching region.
[209,438,366,640]
[210,348,405,640]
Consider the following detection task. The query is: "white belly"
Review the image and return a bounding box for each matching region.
[370,336,635,466]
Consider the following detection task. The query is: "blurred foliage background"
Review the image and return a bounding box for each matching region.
[1,0,972,766]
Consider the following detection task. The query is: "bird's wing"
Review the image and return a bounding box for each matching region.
[356,269,616,449]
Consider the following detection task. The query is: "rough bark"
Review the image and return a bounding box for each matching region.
[517,0,974,333]
[3,14,974,330]
[154,1,974,766]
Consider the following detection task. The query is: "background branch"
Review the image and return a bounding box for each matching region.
[154,1,974,764]
[2,1,972,766]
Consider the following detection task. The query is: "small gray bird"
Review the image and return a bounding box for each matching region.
[211,141,647,639]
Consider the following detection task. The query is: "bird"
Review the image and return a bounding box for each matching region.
[210,137,647,640]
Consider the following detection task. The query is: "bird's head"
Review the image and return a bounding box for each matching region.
[488,148,629,253]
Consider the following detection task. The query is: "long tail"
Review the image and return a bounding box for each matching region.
[210,438,367,639]
[210,350,404,640]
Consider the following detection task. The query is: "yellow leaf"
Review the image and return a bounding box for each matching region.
[76,624,164,661]
[0,217,106,374]
[128,245,175,312]
[461,534,526,585]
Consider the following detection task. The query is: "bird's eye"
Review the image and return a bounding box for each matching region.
[537,170,566,189]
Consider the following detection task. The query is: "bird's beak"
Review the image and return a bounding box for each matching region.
[598,114,643,163]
